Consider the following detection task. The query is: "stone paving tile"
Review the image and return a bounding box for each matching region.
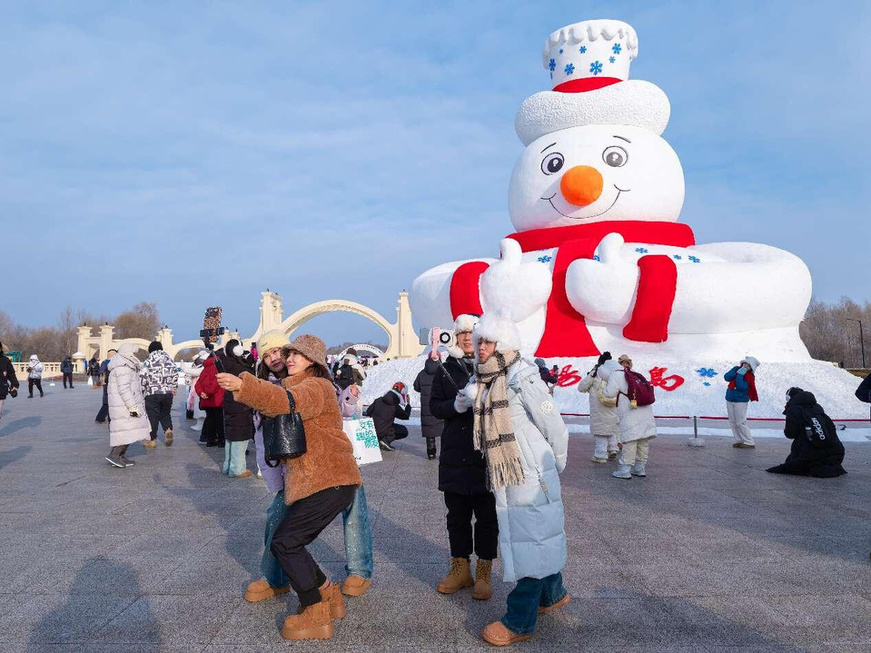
[2,388,871,650]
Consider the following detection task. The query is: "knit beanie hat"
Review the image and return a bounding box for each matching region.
[258,330,289,356]
[392,381,406,394]
[148,341,163,353]
[284,334,329,372]
[741,356,760,372]
[617,354,632,368]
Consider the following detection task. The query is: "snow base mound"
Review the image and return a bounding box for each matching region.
[363,356,869,427]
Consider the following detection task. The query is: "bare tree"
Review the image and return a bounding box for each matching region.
[114,302,161,341]
[801,296,870,368]
[56,305,78,356]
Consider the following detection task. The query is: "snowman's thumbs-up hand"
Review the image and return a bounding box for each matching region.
[499,237,523,267]
[481,238,552,322]
[597,233,626,264]
[565,232,639,324]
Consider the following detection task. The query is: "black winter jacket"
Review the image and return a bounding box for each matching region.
[429,354,488,495]
[223,353,256,442]
[60,357,73,374]
[413,358,443,440]
[767,391,846,478]
[0,354,19,399]
[368,390,411,440]
[856,373,871,420]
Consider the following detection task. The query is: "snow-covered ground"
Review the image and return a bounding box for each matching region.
[362,355,870,434]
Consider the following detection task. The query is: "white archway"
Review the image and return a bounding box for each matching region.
[339,344,385,359]
[280,300,396,356]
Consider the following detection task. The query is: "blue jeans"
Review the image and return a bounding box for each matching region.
[502,572,567,635]
[223,441,247,476]
[261,486,373,589]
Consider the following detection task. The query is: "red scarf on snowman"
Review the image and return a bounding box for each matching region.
[449,220,695,357]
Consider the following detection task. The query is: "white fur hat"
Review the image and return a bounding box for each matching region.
[741,356,760,372]
[474,313,522,352]
[453,314,479,335]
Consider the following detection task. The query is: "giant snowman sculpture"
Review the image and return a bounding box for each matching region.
[410,19,813,363]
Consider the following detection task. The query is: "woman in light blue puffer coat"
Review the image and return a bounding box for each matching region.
[458,312,570,647]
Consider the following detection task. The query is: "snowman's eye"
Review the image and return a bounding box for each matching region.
[540,152,564,175]
[603,146,628,167]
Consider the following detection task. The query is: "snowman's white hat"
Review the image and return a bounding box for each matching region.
[515,19,671,146]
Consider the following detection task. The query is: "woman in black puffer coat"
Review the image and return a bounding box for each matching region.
[414,357,443,459]
[767,387,846,478]
[221,340,255,477]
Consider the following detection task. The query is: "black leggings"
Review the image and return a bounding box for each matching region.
[202,407,224,444]
[271,485,357,608]
[28,378,43,397]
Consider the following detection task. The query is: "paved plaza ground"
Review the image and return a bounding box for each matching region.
[1,384,870,652]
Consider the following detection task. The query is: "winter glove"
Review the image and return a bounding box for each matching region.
[453,392,473,414]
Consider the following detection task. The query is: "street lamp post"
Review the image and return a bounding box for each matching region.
[846,318,866,368]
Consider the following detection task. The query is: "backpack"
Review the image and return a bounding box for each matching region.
[624,368,656,407]
[335,364,355,390]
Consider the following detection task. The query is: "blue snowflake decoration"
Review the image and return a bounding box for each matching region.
[590,60,603,75]
[609,56,616,64]
[558,48,564,55]
[612,43,622,55]
[634,247,648,254]
[688,255,701,263]
[673,254,682,260]
[593,254,601,261]
[696,368,717,379]
[537,255,553,263]
[579,46,587,53]
[564,63,575,76]
[548,58,556,72]
[703,382,711,387]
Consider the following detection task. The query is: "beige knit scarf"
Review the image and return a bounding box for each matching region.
[473,350,525,490]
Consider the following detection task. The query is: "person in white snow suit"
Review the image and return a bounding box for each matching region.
[140,341,179,448]
[724,356,760,449]
[602,355,656,479]
[26,355,44,398]
[577,352,620,463]
[106,343,150,467]
[468,313,570,647]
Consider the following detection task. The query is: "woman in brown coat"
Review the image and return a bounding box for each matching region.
[217,334,361,642]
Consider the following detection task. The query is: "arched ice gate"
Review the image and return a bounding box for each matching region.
[254,292,423,360]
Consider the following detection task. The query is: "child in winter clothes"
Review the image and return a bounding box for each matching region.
[577,352,620,463]
[602,355,656,479]
[724,356,759,449]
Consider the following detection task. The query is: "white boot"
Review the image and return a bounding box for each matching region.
[192,417,204,432]
[631,462,646,477]
[612,464,632,479]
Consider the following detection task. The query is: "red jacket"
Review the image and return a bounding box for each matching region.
[194,357,225,408]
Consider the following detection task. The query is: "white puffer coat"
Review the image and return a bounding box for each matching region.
[600,365,657,443]
[491,360,569,583]
[577,365,619,437]
[107,352,150,446]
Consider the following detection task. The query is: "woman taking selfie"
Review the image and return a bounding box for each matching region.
[216,334,361,642]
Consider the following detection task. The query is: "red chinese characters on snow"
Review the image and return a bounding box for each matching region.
[554,365,685,391]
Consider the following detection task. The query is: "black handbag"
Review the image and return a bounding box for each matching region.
[261,390,306,467]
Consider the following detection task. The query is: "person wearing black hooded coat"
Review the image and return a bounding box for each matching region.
[766,387,846,478]
[856,372,871,421]
[221,340,255,477]
[414,357,443,459]
[368,385,411,450]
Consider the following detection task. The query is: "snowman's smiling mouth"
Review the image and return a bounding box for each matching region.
[543,185,629,220]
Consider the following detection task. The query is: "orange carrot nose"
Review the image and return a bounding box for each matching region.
[560,165,604,207]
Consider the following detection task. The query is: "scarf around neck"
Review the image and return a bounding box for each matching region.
[473,350,525,490]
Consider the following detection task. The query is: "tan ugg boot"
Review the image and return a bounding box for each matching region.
[281,600,333,641]
[322,582,346,620]
[164,428,173,446]
[341,575,372,597]
[472,558,492,600]
[244,579,289,603]
[436,557,473,594]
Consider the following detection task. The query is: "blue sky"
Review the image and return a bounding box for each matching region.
[4,1,869,347]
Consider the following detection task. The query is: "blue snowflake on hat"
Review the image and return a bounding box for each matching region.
[589,60,603,75]
[612,43,622,54]
[564,63,575,76]
[548,58,556,72]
